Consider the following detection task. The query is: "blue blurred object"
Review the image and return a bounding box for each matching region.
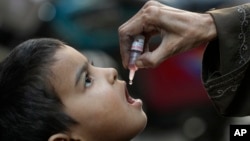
[50,0,142,51]
[50,0,245,51]
[158,0,227,10]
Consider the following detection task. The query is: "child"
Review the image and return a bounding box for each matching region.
[0,38,147,141]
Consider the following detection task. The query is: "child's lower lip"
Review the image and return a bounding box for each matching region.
[127,95,135,104]
[125,88,143,107]
[130,98,143,108]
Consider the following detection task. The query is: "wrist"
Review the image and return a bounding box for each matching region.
[202,13,217,42]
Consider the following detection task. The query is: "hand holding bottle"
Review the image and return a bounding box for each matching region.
[119,0,217,69]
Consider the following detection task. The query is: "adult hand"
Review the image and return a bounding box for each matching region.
[119,0,217,69]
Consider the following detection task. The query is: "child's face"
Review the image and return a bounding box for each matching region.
[50,45,147,140]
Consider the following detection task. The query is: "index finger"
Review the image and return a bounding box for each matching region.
[119,34,133,68]
[118,13,145,68]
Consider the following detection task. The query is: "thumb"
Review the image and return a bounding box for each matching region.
[136,40,170,68]
[135,53,165,69]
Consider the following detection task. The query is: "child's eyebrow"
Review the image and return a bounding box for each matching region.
[75,62,88,87]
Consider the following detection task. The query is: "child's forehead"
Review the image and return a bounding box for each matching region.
[55,45,88,62]
[49,45,89,96]
[50,45,89,78]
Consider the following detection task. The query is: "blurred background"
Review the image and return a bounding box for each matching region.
[0,0,250,141]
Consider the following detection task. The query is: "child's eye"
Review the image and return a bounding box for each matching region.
[84,73,93,87]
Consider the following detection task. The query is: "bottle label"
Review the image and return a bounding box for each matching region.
[131,40,144,52]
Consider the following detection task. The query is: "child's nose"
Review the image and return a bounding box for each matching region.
[106,68,118,84]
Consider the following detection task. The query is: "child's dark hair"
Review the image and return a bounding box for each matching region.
[0,38,76,141]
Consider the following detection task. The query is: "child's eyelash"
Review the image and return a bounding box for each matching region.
[83,60,94,88]
[85,73,91,81]
[84,72,93,87]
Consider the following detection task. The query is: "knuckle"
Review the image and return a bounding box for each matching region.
[142,5,160,22]
[118,26,126,36]
[144,0,159,8]
[144,5,158,15]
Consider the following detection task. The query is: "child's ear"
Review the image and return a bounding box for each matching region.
[48,133,70,141]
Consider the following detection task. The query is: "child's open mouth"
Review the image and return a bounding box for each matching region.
[125,88,136,104]
[125,85,143,108]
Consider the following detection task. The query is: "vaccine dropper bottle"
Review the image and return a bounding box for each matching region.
[128,35,145,85]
